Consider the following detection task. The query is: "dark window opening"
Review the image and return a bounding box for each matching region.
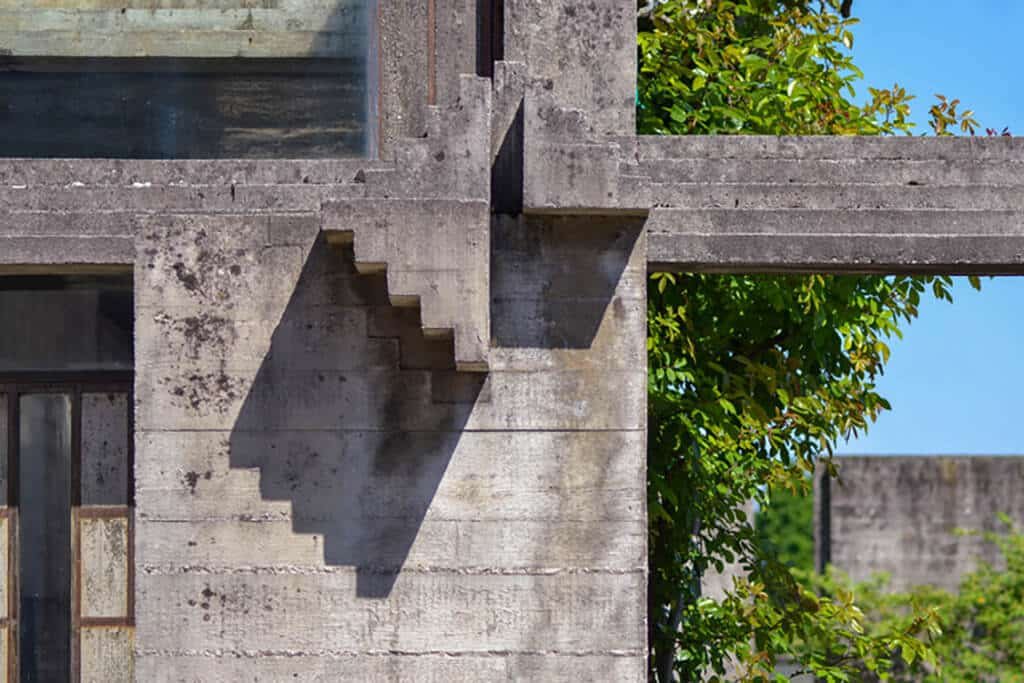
[18,394,72,683]
[0,0,376,159]
[0,275,133,373]
[0,274,134,681]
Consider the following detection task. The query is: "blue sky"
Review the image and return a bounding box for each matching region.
[847,1,1024,135]
[838,1,1024,455]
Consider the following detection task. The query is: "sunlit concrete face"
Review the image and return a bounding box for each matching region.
[0,0,376,158]
[0,0,1022,678]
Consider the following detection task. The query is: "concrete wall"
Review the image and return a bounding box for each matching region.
[130,211,647,680]
[0,143,648,680]
[817,456,1024,592]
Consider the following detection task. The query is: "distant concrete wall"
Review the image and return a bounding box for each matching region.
[817,456,1024,592]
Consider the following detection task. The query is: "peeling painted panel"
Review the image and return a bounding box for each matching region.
[80,516,129,619]
[80,627,133,683]
[0,516,7,621]
[0,394,6,507]
[81,393,129,506]
[0,625,6,683]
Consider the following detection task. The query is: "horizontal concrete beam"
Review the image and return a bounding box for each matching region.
[135,652,645,683]
[0,2,369,58]
[0,29,365,58]
[136,569,645,652]
[522,103,1024,271]
[0,236,134,267]
[647,209,1024,274]
[0,159,379,186]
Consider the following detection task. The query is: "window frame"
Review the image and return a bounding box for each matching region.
[0,372,134,683]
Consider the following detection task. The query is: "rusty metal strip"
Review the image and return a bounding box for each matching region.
[0,508,11,632]
[76,507,131,520]
[6,388,16,509]
[127,385,136,510]
[79,617,133,628]
[72,505,81,683]
[72,386,83,682]
[126,511,135,627]
[0,372,132,387]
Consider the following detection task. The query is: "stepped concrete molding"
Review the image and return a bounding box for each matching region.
[0,0,1022,680]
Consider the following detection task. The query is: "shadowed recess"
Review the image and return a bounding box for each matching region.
[491,215,643,349]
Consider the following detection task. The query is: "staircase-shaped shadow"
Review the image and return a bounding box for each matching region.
[228,236,485,597]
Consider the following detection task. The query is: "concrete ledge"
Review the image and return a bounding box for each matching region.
[0,236,134,267]
[647,209,1024,273]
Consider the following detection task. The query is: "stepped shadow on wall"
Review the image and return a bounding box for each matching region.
[229,237,484,598]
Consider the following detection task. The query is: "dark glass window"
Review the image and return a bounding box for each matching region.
[0,1,375,158]
[0,275,133,373]
[0,273,135,680]
[18,394,73,683]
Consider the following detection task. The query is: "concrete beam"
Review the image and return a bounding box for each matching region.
[521,111,1024,272]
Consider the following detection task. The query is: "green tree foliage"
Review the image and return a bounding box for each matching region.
[816,519,1024,682]
[639,1,981,680]
[755,486,813,575]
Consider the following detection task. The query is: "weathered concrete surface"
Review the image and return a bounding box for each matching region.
[0,55,651,674]
[325,198,490,370]
[127,211,646,679]
[4,1,1024,678]
[0,75,493,370]
[521,102,1024,271]
[504,2,635,137]
[817,456,1024,592]
[2,0,370,58]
